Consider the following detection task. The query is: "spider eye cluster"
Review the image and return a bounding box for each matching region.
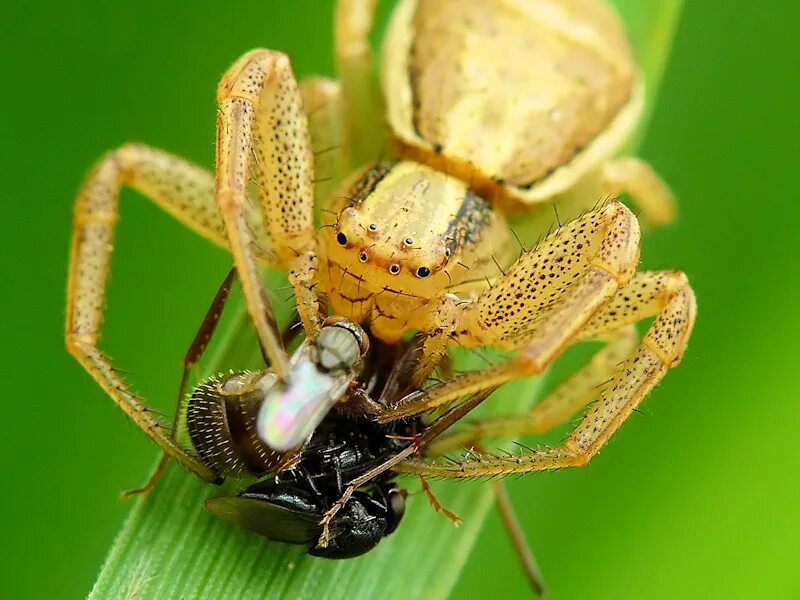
[332,220,437,279]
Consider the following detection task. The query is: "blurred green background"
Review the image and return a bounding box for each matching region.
[2,1,799,598]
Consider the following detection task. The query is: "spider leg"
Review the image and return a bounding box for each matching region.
[405,331,635,595]
[405,333,453,389]
[215,49,320,376]
[395,269,696,477]
[335,0,387,168]
[379,200,641,421]
[492,479,547,597]
[427,325,637,455]
[299,77,348,211]
[599,157,676,226]
[65,144,247,482]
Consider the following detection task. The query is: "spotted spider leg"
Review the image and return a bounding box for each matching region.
[426,325,638,456]
[215,49,323,380]
[65,145,273,481]
[68,48,367,482]
[214,41,387,357]
[396,267,695,477]
[379,200,643,421]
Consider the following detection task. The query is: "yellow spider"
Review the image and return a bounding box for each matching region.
[67,0,695,492]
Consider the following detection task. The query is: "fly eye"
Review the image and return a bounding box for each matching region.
[317,325,362,373]
[368,223,378,232]
[336,232,348,246]
[359,251,368,263]
[389,264,400,275]
[416,266,431,278]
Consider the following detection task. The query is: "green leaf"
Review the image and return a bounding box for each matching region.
[90,3,683,598]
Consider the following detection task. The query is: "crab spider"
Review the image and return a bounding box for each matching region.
[66,0,695,497]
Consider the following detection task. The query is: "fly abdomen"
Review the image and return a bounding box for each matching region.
[184,371,298,479]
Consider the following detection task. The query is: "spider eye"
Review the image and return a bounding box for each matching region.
[404,237,414,247]
[389,264,400,275]
[368,223,378,231]
[444,248,451,258]
[359,251,368,263]
[337,232,348,246]
[416,266,431,278]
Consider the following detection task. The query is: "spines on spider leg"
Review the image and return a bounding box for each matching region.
[567,274,696,459]
[394,273,696,478]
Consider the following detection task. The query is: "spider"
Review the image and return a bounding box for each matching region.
[66,0,695,537]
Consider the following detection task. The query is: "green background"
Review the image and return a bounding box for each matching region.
[3,1,799,598]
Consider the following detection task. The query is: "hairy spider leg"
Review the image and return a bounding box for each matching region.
[66,144,274,482]
[397,268,695,477]
[427,325,637,454]
[379,201,643,421]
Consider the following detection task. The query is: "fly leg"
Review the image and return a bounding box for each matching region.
[316,388,494,549]
[120,268,238,497]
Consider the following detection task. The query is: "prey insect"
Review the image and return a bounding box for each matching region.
[96,264,417,557]
[205,414,412,559]
[79,264,542,578]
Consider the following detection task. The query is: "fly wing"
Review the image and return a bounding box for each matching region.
[205,493,339,544]
[257,361,349,452]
